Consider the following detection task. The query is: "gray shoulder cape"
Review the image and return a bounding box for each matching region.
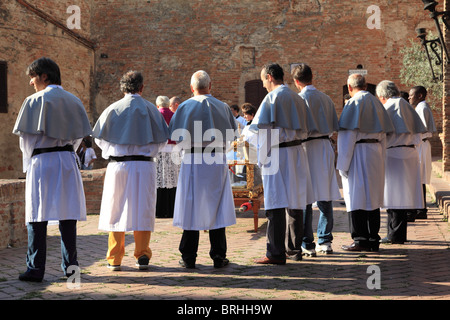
[384,97,427,134]
[250,85,317,132]
[12,86,92,140]
[168,94,238,142]
[415,101,437,133]
[92,94,169,145]
[300,88,339,134]
[339,91,394,133]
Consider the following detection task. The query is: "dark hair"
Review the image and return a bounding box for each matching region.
[230,104,240,112]
[83,137,92,148]
[241,103,257,116]
[262,63,284,82]
[26,57,61,85]
[291,63,313,84]
[412,85,427,99]
[120,70,144,94]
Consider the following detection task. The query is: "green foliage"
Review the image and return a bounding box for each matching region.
[399,33,443,111]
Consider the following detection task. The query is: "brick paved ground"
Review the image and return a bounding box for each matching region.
[0,192,449,303]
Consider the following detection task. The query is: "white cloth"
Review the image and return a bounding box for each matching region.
[20,133,86,223]
[83,147,96,168]
[300,86,341,202]
[246,125,314,210]
[415,101,437,184]
[172,148,236,231]
[337,130,387,212]
[383,133,423,209]
[96,140,166,232]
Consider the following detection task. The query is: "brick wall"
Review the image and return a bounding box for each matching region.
[0,169,105,249]
[0,180,27,248]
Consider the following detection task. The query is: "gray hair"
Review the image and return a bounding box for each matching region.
[376,80,400,99]
[190,70,211,90]
[156,95,170,108]
[347,74,366,90]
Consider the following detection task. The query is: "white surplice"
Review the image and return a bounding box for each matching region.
[95,141,166,232]
[337,130,387,212]
[300,85,341,202]
[20,134,86,224]
[383,133,423,209]
[415,101,437,184]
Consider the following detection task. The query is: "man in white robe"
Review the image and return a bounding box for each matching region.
[93,71,169,270]
[337,74,393,252]
[169,70,237,269]
[377,81,426,244]
[246,63,317,264]
[13,57,92,282]
[409,86,437,220]
[291,63,341,256]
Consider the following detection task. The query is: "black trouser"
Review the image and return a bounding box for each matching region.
[179,228,227,264]
[386,209,408,243]
[348,209,380,250]
[26,220,78,277]
[285,209,304,255]
[266,208,303,260]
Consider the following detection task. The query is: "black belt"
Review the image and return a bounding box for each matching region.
[388,145,415,149]
[274,140,303,148]
[32,144,74,157]
[186,147,223,153]
[355,139,379,144]
[109,155,156,162]
[302,135,330,143]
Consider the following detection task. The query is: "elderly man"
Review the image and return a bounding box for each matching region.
[169,96,181,113]
[377,81,426,244]
[93,71,169,270]
[409,86,437,220]
[246,63,317,264]
[13,57,92,282]
[169,70,237,269]
[337,74,393,252]
[291,63,341,256]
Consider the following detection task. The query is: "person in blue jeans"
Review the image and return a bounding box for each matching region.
[302,202,334,255]
[291,63,341,257]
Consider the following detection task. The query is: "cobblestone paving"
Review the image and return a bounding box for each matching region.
[0,198,449,302]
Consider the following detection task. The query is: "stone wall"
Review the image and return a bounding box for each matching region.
[0,168,105,249]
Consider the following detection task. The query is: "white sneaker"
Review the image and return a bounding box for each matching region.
[316,242,333,254]
[302,247,316,257]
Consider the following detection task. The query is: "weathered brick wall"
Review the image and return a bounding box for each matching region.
[0,180,27,248]
[90,1,434,112]
[0,168,105,248]
[0,0,95,179]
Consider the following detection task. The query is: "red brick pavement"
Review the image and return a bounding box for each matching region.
[0,198,449,302]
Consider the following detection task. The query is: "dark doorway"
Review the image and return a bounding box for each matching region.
[245,79,267,108]
[342,83,376,107]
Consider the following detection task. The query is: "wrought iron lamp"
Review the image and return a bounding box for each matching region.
[419,0,450,80]
[417,28,443,81]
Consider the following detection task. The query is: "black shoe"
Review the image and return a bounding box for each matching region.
[19,271,43,282]
[213,257,229,268]
[416,210,428,219]
[179,259,195,269]
[136,255,150,270]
